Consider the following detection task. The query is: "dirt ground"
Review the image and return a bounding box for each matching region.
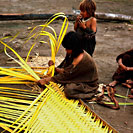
[0,0,133,133]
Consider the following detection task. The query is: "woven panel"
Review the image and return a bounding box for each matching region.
[0,82,117,133]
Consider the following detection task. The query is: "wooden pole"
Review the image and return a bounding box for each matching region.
[0,13,132,22]
[95,12,133,22]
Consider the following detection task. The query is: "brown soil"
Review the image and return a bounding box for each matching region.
[0,0,133,133]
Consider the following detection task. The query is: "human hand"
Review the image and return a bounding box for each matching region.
[55,67,64,74]
[37,77,51,87]
[37,79,47,87]
[76,15,82,22]
[78,21,86,29]
[126,79,133,85]
[48,60,54,66]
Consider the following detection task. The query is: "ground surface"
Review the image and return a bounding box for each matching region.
[0,0,133,133]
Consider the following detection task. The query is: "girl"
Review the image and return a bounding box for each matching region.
[74,0,97,56]
[37,31,98,100]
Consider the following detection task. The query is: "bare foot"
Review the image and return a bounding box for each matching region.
[128,89,133,99]
[126,79,133,85]
[109,80,118,87]
[122,83,132,88]
[131,89,133,94]
[128,95,133,99]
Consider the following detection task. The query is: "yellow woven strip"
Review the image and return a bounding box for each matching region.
[14,83,110,133]
[0,91,37,98]
[0,104,28,112]
[0,81,31,84]
[0,82,116,133]
[0,96,33,104]
[0,68,36,81]
[13,113,33,133]
[0,123,13,133]
[0,40,40,80]
[0,87,39,96]
[0,76,32,80]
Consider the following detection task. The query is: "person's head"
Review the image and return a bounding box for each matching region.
[62,31,83,58]
[79,0,96,18]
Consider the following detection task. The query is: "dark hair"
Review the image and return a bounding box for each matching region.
[62,31,83,58]
[79,0,96,17]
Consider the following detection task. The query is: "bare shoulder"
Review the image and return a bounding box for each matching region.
[90,17,97,32]
[91,17,97,23]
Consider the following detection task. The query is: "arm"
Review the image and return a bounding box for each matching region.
[118,58,127,71]
[38,58,65,86]
[37,76,52,87]
[90,17,97,32]
[127,67,133,71]
[74,20,79,31]
[55,67,64,74]
[74,15,82,31]
[79,18,97,36]
[118,58,133,71]
[118,58,125,68]
[48,60,65,74]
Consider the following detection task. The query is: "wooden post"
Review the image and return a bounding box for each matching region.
[0,13,132,22]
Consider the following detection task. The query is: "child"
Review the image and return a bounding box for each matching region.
[74,0,97,56]
[109,49,133,87]
[109,49,133,98]
[37,31,98,100]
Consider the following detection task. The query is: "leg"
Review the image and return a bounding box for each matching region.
[122,79,133,89]
[64,83,96,99]
[122,83,132,88]
[128,95,133,99]
[126,79,133,85]
[131,88,133,94]
[128,89,133,99]
[112,66,129,85]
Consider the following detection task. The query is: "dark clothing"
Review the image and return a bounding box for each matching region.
[51,51,98,99]
[113,49,133,83]
[57,54,73,68]
[76,27,96,56]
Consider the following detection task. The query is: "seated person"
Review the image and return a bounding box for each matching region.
[109,49,133,98]
[37,31,99,100]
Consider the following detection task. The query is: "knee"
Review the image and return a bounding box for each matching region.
[64,84,74,99]
[64,84,71,98]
